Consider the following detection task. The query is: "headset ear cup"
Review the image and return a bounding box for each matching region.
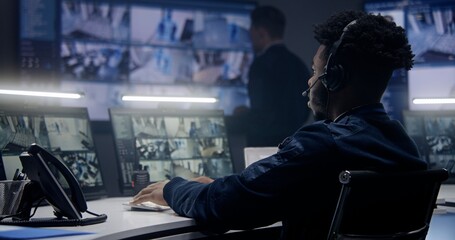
[327,64,344,91]
[321,19,357,92]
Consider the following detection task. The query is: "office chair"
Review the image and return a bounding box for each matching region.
[327,168,449,240]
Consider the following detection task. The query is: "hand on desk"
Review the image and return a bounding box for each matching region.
[131,180,170,206]
[130,176,214,206]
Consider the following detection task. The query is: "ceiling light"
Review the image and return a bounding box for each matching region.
[412,98,455,104]
[121,95,217,103]
[0,89,83,99]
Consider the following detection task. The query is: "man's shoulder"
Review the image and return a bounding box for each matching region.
[260,44,308,68]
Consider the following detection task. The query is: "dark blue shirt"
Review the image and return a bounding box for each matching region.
[163,103,427,239]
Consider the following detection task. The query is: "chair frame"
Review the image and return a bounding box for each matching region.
[327,169,449,240]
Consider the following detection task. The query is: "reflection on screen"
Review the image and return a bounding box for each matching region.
[109,108,234,195]
[403,110,455,183]
[0,105,106,198]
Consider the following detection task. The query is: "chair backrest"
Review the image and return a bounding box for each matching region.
[327,168,449,240]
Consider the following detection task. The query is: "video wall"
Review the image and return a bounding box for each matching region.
[18,0,256,119]
[364,0,455,121]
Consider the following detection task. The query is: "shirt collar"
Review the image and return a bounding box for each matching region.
[333,103,386,122]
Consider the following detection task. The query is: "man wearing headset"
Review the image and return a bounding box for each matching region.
[131,10,428,239]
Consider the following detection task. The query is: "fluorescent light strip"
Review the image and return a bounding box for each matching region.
[0,89,82,99]
[122,96,217,103]
[412,98,455,104]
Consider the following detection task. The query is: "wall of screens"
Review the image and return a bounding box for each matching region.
[364,0,455,121]
[18,0,256,120]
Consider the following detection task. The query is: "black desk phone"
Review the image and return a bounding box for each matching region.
[0,143,107,227]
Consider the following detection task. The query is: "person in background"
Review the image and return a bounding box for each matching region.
[131,10,427,239]
[228,5,312,147]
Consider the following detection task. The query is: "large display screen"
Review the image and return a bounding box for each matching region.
[109,108,234,195]
[0,105,107,199]
[403,110,455,183]
[364,0,455,120]
[18,0,256,119]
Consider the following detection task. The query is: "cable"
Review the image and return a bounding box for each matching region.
[28,197,46,218]
[85,209,102,217]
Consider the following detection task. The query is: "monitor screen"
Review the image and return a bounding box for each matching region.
[364,0,455,120]
[402,110,455,183]
[18,0,256,120]
[21,0,255,85]
[365,0,455,65]
[109,108,234,195]
[0,105,107,199]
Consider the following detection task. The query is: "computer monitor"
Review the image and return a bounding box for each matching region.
[364,0,455,121]
[0,105,107,199]
[402,110,455,183]
[109,108,234,195]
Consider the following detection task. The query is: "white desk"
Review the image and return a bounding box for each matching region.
[5,184,455,240]
[427,184,455,240]
[438,184,455,202]
[33,197,199,240]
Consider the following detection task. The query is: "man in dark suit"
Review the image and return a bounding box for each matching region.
[241,5,311,147]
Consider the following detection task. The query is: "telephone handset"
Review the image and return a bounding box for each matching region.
[19,143,86,219]
[0,143,107,227]
[28,143,88,213]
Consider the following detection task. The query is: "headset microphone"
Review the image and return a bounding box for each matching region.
[301,74,325,97]
[301,88,310,97]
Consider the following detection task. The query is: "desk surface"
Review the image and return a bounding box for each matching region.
[3,184,455,240]
[32,197,197,240]
[438,184,455,200]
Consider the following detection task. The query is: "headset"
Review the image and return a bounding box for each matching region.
[320,20,357,92]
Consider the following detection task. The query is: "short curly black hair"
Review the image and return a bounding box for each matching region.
[313,10,414,73]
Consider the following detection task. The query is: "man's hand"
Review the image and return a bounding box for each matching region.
[130,176,214,206]
[131,180,169,206]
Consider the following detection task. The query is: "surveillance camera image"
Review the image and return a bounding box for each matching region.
[0,106,105,191]
[61,0,130,42]
[109,108,234,194]
[406,4,455,63]
[403,111,455,183]
[61,40,129,82]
